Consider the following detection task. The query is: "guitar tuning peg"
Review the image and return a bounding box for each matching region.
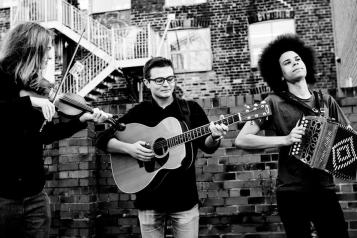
[244,105,250,109]
[261,100,266,104]
[254,103,258,107]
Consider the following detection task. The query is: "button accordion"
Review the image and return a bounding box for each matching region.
[290,116,357,180]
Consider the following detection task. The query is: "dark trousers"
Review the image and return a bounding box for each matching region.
[0,191,51,238]
[277,189,349,238]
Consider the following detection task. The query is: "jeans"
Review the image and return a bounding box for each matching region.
[138,204,199,238]
[277,189,349,238]
[0,191,51,238]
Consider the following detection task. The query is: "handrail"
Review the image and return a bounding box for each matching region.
[60,53,108,93]
[12,0,169,94]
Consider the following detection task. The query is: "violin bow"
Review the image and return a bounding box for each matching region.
[51,26,87,102]
[39,26,86,132]
[40,25,124,131]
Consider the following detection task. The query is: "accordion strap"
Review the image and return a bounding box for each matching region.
[313,90,325,117]
[276,90,324,116]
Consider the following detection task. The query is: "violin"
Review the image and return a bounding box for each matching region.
[20,26,125,131]
[20,78,125,130]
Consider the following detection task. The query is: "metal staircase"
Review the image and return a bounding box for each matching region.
[11,0,168,97]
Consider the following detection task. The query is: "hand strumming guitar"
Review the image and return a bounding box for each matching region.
[124,141,155,162]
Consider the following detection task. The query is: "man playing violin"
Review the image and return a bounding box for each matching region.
[96,57,228,238]
[0,22,108,238]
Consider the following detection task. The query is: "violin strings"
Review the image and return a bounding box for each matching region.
[61,95,92,112]
[61,95,115,125]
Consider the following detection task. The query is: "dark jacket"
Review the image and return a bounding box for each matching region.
[0,67,87,199]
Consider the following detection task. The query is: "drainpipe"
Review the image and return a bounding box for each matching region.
[156,13,175,56]
[138,14,175,102]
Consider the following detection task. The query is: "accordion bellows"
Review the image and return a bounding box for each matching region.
[290,116,357,180]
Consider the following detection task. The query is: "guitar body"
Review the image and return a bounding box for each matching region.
[110,117,193,194]
[108,102,272,194]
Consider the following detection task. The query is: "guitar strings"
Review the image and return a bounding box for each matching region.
[141,106,263,150]
[151,114,240,150]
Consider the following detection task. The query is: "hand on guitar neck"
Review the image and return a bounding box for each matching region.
[207,115,229,145]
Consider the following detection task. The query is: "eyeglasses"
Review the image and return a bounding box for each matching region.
[149,76,176,85]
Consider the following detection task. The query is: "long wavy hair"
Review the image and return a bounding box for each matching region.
[258,34,316,92]
[0,22,53,87]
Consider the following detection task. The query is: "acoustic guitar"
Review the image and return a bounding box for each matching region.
[110,102,271,193]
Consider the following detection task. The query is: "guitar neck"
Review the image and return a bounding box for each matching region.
[167,113,242,148]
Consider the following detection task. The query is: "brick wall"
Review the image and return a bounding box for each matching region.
[0,8,10,44]
[44,95,357,238]
[118,0,335,99]
[44,123,99,237]
[0,1,341,99]
[330,0,357,95]
[89,1,337,100]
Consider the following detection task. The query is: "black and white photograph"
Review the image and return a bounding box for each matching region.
[0,0,356,237]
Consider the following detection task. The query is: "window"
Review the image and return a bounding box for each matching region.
[90,0,130,13]
[165,0,206,7]
[0,0,16,8]
[43,45,55,84]
[78,0,89,10]
[168,28,212,72]
[249,19,295,68]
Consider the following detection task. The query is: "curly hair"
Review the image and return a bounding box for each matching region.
[258,34,316,92]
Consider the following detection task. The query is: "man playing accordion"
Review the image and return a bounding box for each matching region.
[235,34,351,238]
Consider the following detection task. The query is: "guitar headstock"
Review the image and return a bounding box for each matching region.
[240,101,271,121]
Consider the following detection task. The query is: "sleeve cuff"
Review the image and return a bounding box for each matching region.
[17,95,33,113]
[70,118,88,130]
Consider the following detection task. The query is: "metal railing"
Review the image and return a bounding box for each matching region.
[12,0,168,94]
[12,0,162,61]
[60,53,109,93]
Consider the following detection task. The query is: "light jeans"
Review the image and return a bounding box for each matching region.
[138,204,199,238]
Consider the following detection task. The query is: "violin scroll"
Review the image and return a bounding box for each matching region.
[109,114,126,131]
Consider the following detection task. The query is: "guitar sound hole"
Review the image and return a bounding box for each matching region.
[142,138,169,173]
[153,138,168,157]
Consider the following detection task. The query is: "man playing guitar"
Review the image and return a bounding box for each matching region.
[96,57,228,238]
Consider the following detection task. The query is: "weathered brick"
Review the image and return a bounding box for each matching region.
[226,197,248,206]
